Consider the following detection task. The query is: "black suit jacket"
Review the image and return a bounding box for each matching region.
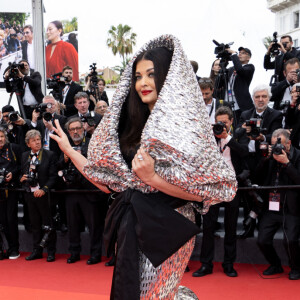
[270,79,291,110]
[59,82,82,117]
[239,106,283,144]
[21,149,57,191]
[228,54,255,111]
[256,146,300,216]
[264,48,300,82]
[5,71,44,104]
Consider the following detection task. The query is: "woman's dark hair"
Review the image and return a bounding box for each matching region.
[119,47,173,156]
[50,20,63,36]
[209,58,220,85]
[97,78,106,86]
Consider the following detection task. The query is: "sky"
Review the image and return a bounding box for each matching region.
[3,0,276,90]
[41,0,276,89]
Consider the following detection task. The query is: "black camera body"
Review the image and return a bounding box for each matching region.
[47,72,68,101]
[7,62,25,79]
[8,111,19,122]
[81,111,96,127]
[269,32,280,57]
[279,100,290,116]
[33,103,52,121]
[58,162,81,186]
[245,118,267,138]
[213,40,233,62]
[272,137,285,155]
[213,121,226,135]
[0,168,8,186]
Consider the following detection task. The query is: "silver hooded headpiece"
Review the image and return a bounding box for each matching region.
[83,34,237,213]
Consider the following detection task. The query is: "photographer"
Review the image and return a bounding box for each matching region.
[57,118,107,264]
[4,59,44,120]
[85,77,109,109]
[256,129,300,280]
[1,105,31,151]
[58,65,82,118]
[193,106,248,278]
[94,100,108,117]
[0,127,22,259]
[70,92,102,137]
[270,58,300,110]
[225,47,255,122]
[20,130,57,262]
[285,83,300,148]
[264,35,300,83]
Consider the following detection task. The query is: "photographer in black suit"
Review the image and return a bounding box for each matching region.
[57,118,107,264]
[270,58,300,110]
[238,85,283,238]
[20,130,57,262]
[4,60,44,120]
[59,66,82,117]
[0,127,22,260]
[192,106,249,278]
[256,129,300,280]
[264,35,300,83]
[225,46,255,122]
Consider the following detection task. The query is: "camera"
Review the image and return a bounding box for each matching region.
[8,111,19,122]
[81,111,96,127]
[269,32,280,57]
[6,62,25,79]
[245,118,267,139]
[40,225,53,248]
[272,137,285,155]
[213,40,233,62]
[58,162,81,186]
[89,63,102,85]
[213,121,226,135]
[46,72,67,100]
[278,100,290,116]
[0,168,8,186]
[33,103,52,121]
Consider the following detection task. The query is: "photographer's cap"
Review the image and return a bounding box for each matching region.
[238,47,252,57]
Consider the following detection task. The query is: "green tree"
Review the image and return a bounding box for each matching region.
[107,24,137,66]
[263,36,273,50]
[62,17,78,33]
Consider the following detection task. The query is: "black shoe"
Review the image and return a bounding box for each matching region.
[263,265,284,275]
[25,251,43,261]
[105,257,115,266]
[87,256,101,265]
[67,254,80,264]
[289,270,300,280]
[223,264,238,277]
[9,250,20,260]
[47,254,55,262]
[192,265,213,277]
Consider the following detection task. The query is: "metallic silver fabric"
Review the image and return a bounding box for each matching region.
[83,34,237,213]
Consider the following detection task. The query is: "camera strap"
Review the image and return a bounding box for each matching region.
[208,100,215,117]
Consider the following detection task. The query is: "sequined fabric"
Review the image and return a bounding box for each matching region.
[139,203,197,299]
[83,34,237,214]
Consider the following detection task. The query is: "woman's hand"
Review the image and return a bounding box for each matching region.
[132,148,156,184]
[50,119,73,155]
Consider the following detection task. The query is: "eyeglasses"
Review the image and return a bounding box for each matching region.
[23,31,31,35]
[199,79,213,84]
[69,127,83,132]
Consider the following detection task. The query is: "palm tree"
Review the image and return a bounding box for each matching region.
[263,36,273,50]
[107,24,137,66]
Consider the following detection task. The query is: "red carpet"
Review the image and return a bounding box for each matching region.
[0,253,299,299]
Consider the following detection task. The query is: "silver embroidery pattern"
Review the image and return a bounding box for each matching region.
[83,34,237,213]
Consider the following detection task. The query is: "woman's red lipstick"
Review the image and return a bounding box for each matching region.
[141,90,152,95]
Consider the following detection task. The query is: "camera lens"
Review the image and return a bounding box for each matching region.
[9,112,18,122]
[43,112,52,122]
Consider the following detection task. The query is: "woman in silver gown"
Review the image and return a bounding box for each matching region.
[51,35,237,300]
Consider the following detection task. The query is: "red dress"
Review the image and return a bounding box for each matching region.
[46,40,79,81]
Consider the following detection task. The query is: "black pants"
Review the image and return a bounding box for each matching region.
[0,190,19,252]
[257,211,300,271]
[25,192,56,254]
[66,192,107,257]
[200,194,240,267]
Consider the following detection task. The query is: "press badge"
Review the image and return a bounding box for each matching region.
[269,192,280,211]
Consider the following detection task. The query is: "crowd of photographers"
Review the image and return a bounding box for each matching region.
[1,33,300,281]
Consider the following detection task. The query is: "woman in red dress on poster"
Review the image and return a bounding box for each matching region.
[45,20,79,82]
